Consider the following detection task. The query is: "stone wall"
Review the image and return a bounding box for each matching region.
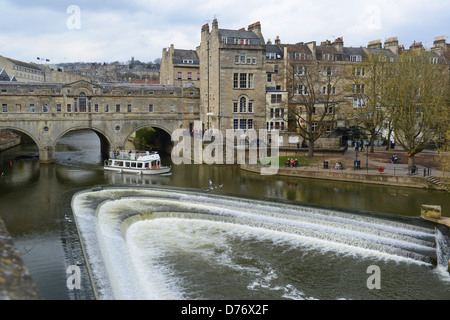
[0,218,41,300]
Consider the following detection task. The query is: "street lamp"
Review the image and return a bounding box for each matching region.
[366,141,369,173]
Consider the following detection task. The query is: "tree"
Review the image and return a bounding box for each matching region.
[387,50,449,169]
[287,58,346,158]
[347,51,390,153]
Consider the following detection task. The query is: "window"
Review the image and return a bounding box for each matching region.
[197,73,200,80]
[187,72,192,80]
[312,123,318,132]
[177,72,182,80]
[149,104,154,113]
[274,65,279,74]
[270,108,285,119]
[57,104,62,113]
[352,84,365,94]
[266,52,276,60]
[240,119,247,129]
[2,104,7,113]
[350,55,362,62]
[79,93,87,112]
[248,101,253,113]
[248,73,254,89]
[247,119,253,129]
[30,104,35,113]
[233,101,238,113]
[353,98,366,108]
[116,104,120,112]
[67,104,71,112]
[105,104,109,113]
[170,105,174,113]
[267,73,272,82]
[240,97,247,113]
[240,53,246,64]
[354,67,365,76]
[127,104,132,113]
[234,73,239,88]
[189,105,194,113]
[233,119,239,130]
[326,106,334,114]
[297,85,308,95]
[95,104,99,112]
[240,73,247,89]
[271,94,282,104]
[43,104,48,113]
[235,55,239,64]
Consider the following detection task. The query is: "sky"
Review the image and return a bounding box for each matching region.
[0,0,448,64]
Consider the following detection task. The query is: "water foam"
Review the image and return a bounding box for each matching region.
[71,187,446,299]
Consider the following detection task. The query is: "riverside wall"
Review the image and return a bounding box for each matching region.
[0,218,41,300]
[240,164,446,191]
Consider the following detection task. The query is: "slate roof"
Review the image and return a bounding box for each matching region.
[173,49,199,62]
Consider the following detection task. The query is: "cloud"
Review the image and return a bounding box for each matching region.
[0,0,448,64]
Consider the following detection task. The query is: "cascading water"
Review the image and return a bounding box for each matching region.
[71,186,450,300]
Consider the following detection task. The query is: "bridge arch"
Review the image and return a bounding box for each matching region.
[54,126,112,158]
[123,122,175,155]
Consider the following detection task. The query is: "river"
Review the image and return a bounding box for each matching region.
[0,129,449,300]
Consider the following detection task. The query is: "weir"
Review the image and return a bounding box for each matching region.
[71,186,449,300]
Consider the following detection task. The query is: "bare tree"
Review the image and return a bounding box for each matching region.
[287,58,346,157]
[347,51,390,153]
[387,50,449,169]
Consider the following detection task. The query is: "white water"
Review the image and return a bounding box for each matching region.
[71,187,449,300]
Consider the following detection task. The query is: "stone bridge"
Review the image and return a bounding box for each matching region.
[0,80,200,162]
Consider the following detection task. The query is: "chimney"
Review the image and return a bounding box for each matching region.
[248,21,265,44]
[368,39,382,49]
[320,40,331,46]
[410,41,423,52]
[275,36,281,45]
[332,37,344,53]
[432,36,446,56]
[384,37,398,54]
[212,18,218,30]
[201,23,209,33]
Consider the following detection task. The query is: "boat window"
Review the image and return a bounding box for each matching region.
[137,163,143,168]
[145,163,149,168]
[125,162,131,168]
[116,161,123,166]
[131,162,137,168]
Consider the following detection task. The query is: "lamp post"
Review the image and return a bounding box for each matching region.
[366,141,369,173]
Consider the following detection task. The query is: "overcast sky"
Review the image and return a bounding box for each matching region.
[0,0,448,64]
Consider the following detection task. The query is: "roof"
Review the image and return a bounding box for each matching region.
[4,57,41,71]
[0,68,10,81]
[219,29,260,39]
[173,49,199,62]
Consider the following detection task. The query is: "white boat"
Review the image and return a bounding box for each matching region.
[104,150,171,175]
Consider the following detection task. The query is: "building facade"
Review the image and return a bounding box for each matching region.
[0,56,45,82]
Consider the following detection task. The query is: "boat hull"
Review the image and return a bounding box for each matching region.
[104,166,171,175]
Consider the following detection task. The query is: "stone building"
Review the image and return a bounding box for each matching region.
[196,20,267,133]
[160,45,200,87]
[0,55,45,82]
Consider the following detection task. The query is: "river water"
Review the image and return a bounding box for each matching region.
[0,130,449,300]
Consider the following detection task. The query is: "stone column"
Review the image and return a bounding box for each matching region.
[39,146,56,163]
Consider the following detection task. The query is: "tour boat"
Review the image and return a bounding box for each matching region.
[104,150,171,175]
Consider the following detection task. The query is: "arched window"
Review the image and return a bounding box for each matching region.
[79,92,87,112]
[239,96,246,113]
